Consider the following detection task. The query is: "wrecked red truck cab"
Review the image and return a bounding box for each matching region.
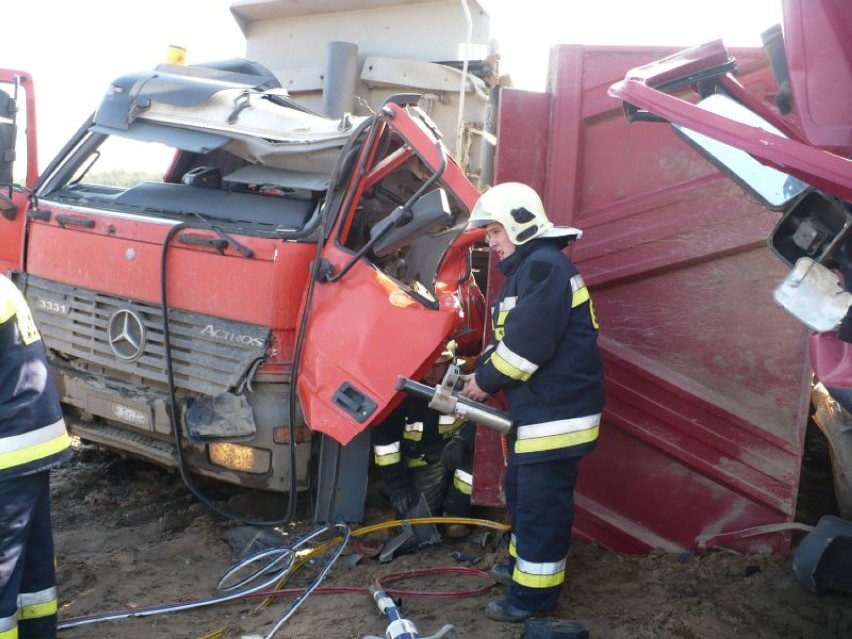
[0,60,485,506]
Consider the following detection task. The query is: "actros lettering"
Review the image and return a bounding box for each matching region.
[201,324,264,348]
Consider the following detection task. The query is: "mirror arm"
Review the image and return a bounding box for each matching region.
[623,102,669,124]
[815,215,852,268]
[396,138,448,223]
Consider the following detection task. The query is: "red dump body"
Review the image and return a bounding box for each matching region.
[474,43,811,554]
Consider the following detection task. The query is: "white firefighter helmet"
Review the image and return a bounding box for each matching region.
[468,182,582,245]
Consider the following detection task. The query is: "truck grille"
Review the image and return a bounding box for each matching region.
[23,275,269,396]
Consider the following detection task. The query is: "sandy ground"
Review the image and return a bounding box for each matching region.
[51,439,852,639]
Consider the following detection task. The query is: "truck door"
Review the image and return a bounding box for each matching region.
[297,103,483,446]
[0,70,37,274]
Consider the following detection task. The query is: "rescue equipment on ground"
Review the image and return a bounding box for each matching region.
[379,494,441,563]
[57,516,509,637]
[362,585,457,639]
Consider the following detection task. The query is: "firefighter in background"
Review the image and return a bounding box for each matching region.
[461,182,605,623]
[0,274,73,639]
[372,341,474,540]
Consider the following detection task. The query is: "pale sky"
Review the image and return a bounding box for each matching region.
[4,0,782,170]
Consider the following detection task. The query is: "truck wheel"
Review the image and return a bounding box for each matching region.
[811,383,852,519]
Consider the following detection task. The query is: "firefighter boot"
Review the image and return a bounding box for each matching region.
[490,561,513,586]
[484,598,546,623]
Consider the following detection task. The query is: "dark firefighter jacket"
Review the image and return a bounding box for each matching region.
[0,275,72,479]
[474,238,604,464]
[372,395,464,490]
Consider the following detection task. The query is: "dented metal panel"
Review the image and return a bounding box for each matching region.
[361,57,488,98]
[490,45,811,553]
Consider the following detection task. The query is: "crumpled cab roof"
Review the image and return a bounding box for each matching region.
[92,58,367,175]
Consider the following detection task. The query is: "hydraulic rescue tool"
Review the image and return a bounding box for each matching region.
[395,362,513,435]
[362,585,457,639]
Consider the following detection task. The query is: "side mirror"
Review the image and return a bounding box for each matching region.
[370,188,452,258]
[769,190,852,268]
[0,121,16,187]
[673,93,808,209]
[0,191,17,221]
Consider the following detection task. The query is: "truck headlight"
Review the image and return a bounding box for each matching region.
[208,443,270,473]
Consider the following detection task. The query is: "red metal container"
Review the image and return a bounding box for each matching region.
[475,45,811,554]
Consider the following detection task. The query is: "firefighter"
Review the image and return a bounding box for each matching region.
[0,274,73,639]
[460,182,604,623]
[372,341,474,539]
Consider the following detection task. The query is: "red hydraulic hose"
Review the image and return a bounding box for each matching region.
[374,566,495,598]
[58,567,496,627]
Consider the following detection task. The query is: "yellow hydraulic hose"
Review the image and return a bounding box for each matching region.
[253,515,510,610]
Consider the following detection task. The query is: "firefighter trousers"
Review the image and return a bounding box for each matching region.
[504,455,580,612]
[410,456,471,518]
[0,472,59,639]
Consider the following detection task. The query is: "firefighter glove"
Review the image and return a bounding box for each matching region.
[390,487,416,517]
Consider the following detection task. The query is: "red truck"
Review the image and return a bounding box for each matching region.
[1,0,502,526]
[2,0,836,554]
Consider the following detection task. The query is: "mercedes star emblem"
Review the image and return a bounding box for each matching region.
[108,309,146,361]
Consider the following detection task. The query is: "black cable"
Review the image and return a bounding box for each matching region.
[157,115,376,524]
[293,116,375,521]
[160,221,295,526]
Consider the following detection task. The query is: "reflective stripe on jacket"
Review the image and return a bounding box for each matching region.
[474,239,604,463]
[0,276,72,479]
[372,395,463,491]
[0,613,15,639]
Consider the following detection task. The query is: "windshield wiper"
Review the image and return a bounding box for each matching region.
[191,212,255,258]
